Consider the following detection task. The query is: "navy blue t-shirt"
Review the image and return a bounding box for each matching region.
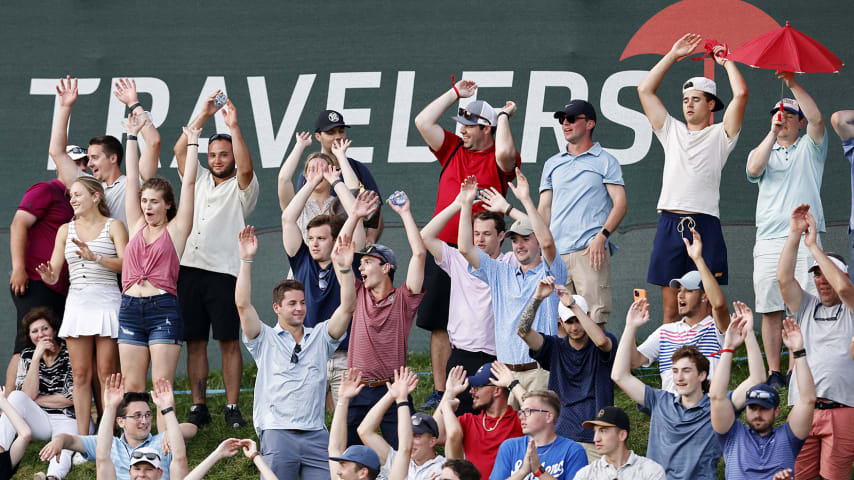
[288,243,348,350]
[297,156,382,229]
[530,331,617,443]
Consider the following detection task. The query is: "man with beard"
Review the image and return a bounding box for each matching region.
[172,91,260,429]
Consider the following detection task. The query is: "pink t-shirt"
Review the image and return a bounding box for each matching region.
[17,179,73,295]
[347,279,425,380]
[437,243,517,355]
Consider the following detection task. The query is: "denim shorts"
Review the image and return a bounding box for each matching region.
[118,293,184,346]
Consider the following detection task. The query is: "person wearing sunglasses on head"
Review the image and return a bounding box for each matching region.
[778,205,854,479]
[711,303,815,480]
[38,373,196,480]
[169,90,260,431]
[50,76,160,229]
[413,79,521,411]
[489,390,587,480]
[537,100,626,330]
[637,34,747,326]
[237,225,356,480]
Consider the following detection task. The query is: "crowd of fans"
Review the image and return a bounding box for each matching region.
[2,32,854,479]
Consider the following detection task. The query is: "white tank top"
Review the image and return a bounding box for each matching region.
[65,219,118,285]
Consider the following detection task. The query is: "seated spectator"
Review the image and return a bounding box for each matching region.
[440,459,482,480]
[489,390,587,479]
[36,175,126,436]
[711,308,815,478]
[329,445,381,480]
[632,230,729,393]
[93,375,188,480]
[0,307,76,480]
[184,438,278,480]
[358,367,445,478]
[38,374,197,480]
[434,365,522,477]
[0,386,32,478]
[572,406,665,479]
[517,276,616,462]
[612,299,725,479]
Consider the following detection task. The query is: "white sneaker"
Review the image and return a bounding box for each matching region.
[72,451,87,465]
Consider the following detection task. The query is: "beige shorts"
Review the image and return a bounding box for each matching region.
[753,235,819,313]
[508,367,550,409]
[561,251,612,324]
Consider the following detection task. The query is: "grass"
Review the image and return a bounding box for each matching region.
[13,347,777,479]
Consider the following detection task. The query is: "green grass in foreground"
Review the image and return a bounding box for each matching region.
[13,347,776,479]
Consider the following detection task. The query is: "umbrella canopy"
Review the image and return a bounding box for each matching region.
[727,21,844,73]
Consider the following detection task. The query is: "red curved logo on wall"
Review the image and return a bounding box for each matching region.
[621,0,780,79]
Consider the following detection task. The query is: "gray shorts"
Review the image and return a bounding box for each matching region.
[259,428,330,480]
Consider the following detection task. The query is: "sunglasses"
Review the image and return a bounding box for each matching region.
[318,267,331,291]
[458,108,490,125]
[556,114,588,124]
[517,408,550,418]
[291,343,302,364]
[68,146,87,155]
[208,133,232,143]
[121,412,153,422]
[746,390,776,401]
[131,451,160,461]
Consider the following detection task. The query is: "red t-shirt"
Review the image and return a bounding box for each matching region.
[459,405,523,476]
[17,179,72,295]
[347,279,425,379]
[431,129,520,244]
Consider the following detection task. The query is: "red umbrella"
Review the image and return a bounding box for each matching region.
[727,21,844,73]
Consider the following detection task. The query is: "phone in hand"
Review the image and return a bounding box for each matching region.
[633,289,647,301]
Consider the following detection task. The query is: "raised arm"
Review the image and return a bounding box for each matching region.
[173,90,219,177]
[169,126,201,251]
[339,191,379,252]
[151,378,188,480]
[781,318,816,439]
[780,72,823,144]
[563,287,612,352]
[0,387,31,467]
[387,192,426,294]
[387,368,419,480]
[778,205,809,312]
[236,226,262,340]
[433,365,469,444]
[414,80,477,151]
[638,34,701,130]
[710,307,750,434]
[331,139,361,189]
[490,361,528,399]
[184,438,243,480]
[747,113,784,177]
[482,186,526,222]
[220,99,255,189]
[328,235,356,340]
[96,374,123,480]
[123,114,149,235]
[438,397,463,458]
[421,177,470,261]
[281,162,323,256]
[684,228,730,332]
[517,277,552,351]
[804,213,854,309]
[509,168,556,264]
[277,132,312,210]
[719,49,748,138]
[457,178,482,269]
[329,369,363,476]
[611,299,650,405]
[494,102,519,172]
[49,76,82,188]
[114,78,159,181]
[35,224,68,286]
[831,110,854,141]
[356,392,395,465]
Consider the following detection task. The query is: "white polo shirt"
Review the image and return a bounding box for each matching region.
[181,167,259,277]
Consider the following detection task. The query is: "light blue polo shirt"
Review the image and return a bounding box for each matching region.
[244,319,340,435]
[469,250,567,364]
[644,385,721,480]
[80,432,172,480]
[747,130,827,239]
[539,142,624,254]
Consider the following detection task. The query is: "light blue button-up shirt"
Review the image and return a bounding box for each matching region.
[244,320,340,434]
[747,130,827,240]
[539,142,624,254]
[80,432,172,480]
[470,250,567,364]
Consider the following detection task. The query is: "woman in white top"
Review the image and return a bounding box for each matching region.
[36,175,128,436]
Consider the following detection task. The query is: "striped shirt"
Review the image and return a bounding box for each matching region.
[16,343,74,418]
[66,219,118,285]
[637,315,724,393]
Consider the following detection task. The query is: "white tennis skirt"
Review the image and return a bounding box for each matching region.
[59,283,121,339]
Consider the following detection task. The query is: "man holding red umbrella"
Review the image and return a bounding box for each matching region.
[638,33,748,324]
[747,72,827,390]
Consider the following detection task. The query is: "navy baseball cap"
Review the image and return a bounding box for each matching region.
[354,244,397,271]
[554,99,597,122]
[744,384,780,409]
[411,413,439,437]
[467,362,494,387]
[329,445,381,470]
[315,109,350,132]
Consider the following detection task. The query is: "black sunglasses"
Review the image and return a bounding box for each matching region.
[458,108,489,124]
[556,114,588,124]
[131,451,159,461]
[208,133,232,143]
[291,343,302,364]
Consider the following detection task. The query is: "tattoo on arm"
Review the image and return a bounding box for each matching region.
[517,298,543,336]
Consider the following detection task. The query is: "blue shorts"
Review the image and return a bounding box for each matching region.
[647,211,728,286]
[118,293,184,346]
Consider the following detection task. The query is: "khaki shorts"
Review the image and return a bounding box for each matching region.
[326,350,348,405]
[752,235,819,313]
[580,442,602,463]
[508,367,550,409]
[561,251,612,324]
